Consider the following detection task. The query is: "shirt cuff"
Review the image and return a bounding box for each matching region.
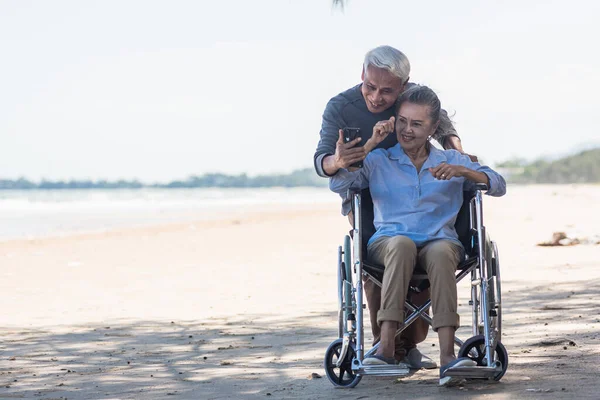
[315,153,335,177]
[482,171,506,197]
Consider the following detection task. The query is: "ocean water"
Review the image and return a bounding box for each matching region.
[0,187,337,241]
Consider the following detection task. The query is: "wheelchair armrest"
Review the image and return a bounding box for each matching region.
[473,183,488,191]
[346,188,361,199]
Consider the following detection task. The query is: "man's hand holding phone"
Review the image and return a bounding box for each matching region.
[332,117,396,171]
[334,128,366,170]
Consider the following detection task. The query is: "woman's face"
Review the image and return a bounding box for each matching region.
[395,102,438,152]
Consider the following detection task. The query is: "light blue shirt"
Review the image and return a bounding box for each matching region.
[329,145,507,248]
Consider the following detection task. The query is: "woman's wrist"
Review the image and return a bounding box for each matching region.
[364,138,378,154]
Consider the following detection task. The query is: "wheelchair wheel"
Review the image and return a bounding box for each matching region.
[324,338,362,388]
[457,335,508,381]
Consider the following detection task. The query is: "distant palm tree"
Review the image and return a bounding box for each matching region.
[332,0,346,10]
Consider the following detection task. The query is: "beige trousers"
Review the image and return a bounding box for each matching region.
[367,236,463,331]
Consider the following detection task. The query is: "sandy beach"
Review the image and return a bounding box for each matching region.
[1,185,600,399]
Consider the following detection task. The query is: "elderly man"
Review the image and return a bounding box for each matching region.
[314,45,472,368]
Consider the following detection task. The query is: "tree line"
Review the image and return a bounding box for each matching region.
[497,148,600,184]
[0,168,327,190]
[2,148,598,190]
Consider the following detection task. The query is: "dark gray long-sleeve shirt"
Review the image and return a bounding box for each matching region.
[314,83,460,214]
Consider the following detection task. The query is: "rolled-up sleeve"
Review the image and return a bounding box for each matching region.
[329,168,369,194]
[450,151,506,197]
[314,153,331,177]
[314,99,343,177]
[479,167,507,197]
[329,152,376,207]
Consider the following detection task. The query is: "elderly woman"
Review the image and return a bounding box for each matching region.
[329,85,506,386]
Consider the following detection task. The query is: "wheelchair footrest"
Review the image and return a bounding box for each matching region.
[356,364,411,377]
[443,365,502,379]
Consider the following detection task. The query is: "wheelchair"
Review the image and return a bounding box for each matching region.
[324,184,508,387]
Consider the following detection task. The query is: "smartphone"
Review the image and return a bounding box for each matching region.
[342,127,363,168]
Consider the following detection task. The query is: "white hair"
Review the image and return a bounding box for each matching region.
[363,45,410,83]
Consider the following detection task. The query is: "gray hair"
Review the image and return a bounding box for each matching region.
[396,85,441,123]
[363,45,410,83]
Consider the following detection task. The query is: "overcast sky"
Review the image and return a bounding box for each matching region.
[1,0,599,182]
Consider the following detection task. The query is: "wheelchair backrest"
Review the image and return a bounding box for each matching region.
[357,187,475,256]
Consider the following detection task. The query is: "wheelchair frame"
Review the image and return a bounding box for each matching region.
[324,185,508,387]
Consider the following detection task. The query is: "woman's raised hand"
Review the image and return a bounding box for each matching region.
[371,116,395,145]
[363,116,395,154]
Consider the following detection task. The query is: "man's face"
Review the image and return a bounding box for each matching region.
[361,65,405,114]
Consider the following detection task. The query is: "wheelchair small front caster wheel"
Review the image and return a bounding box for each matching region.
[458,335,508,381]
[324,338,362,388]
